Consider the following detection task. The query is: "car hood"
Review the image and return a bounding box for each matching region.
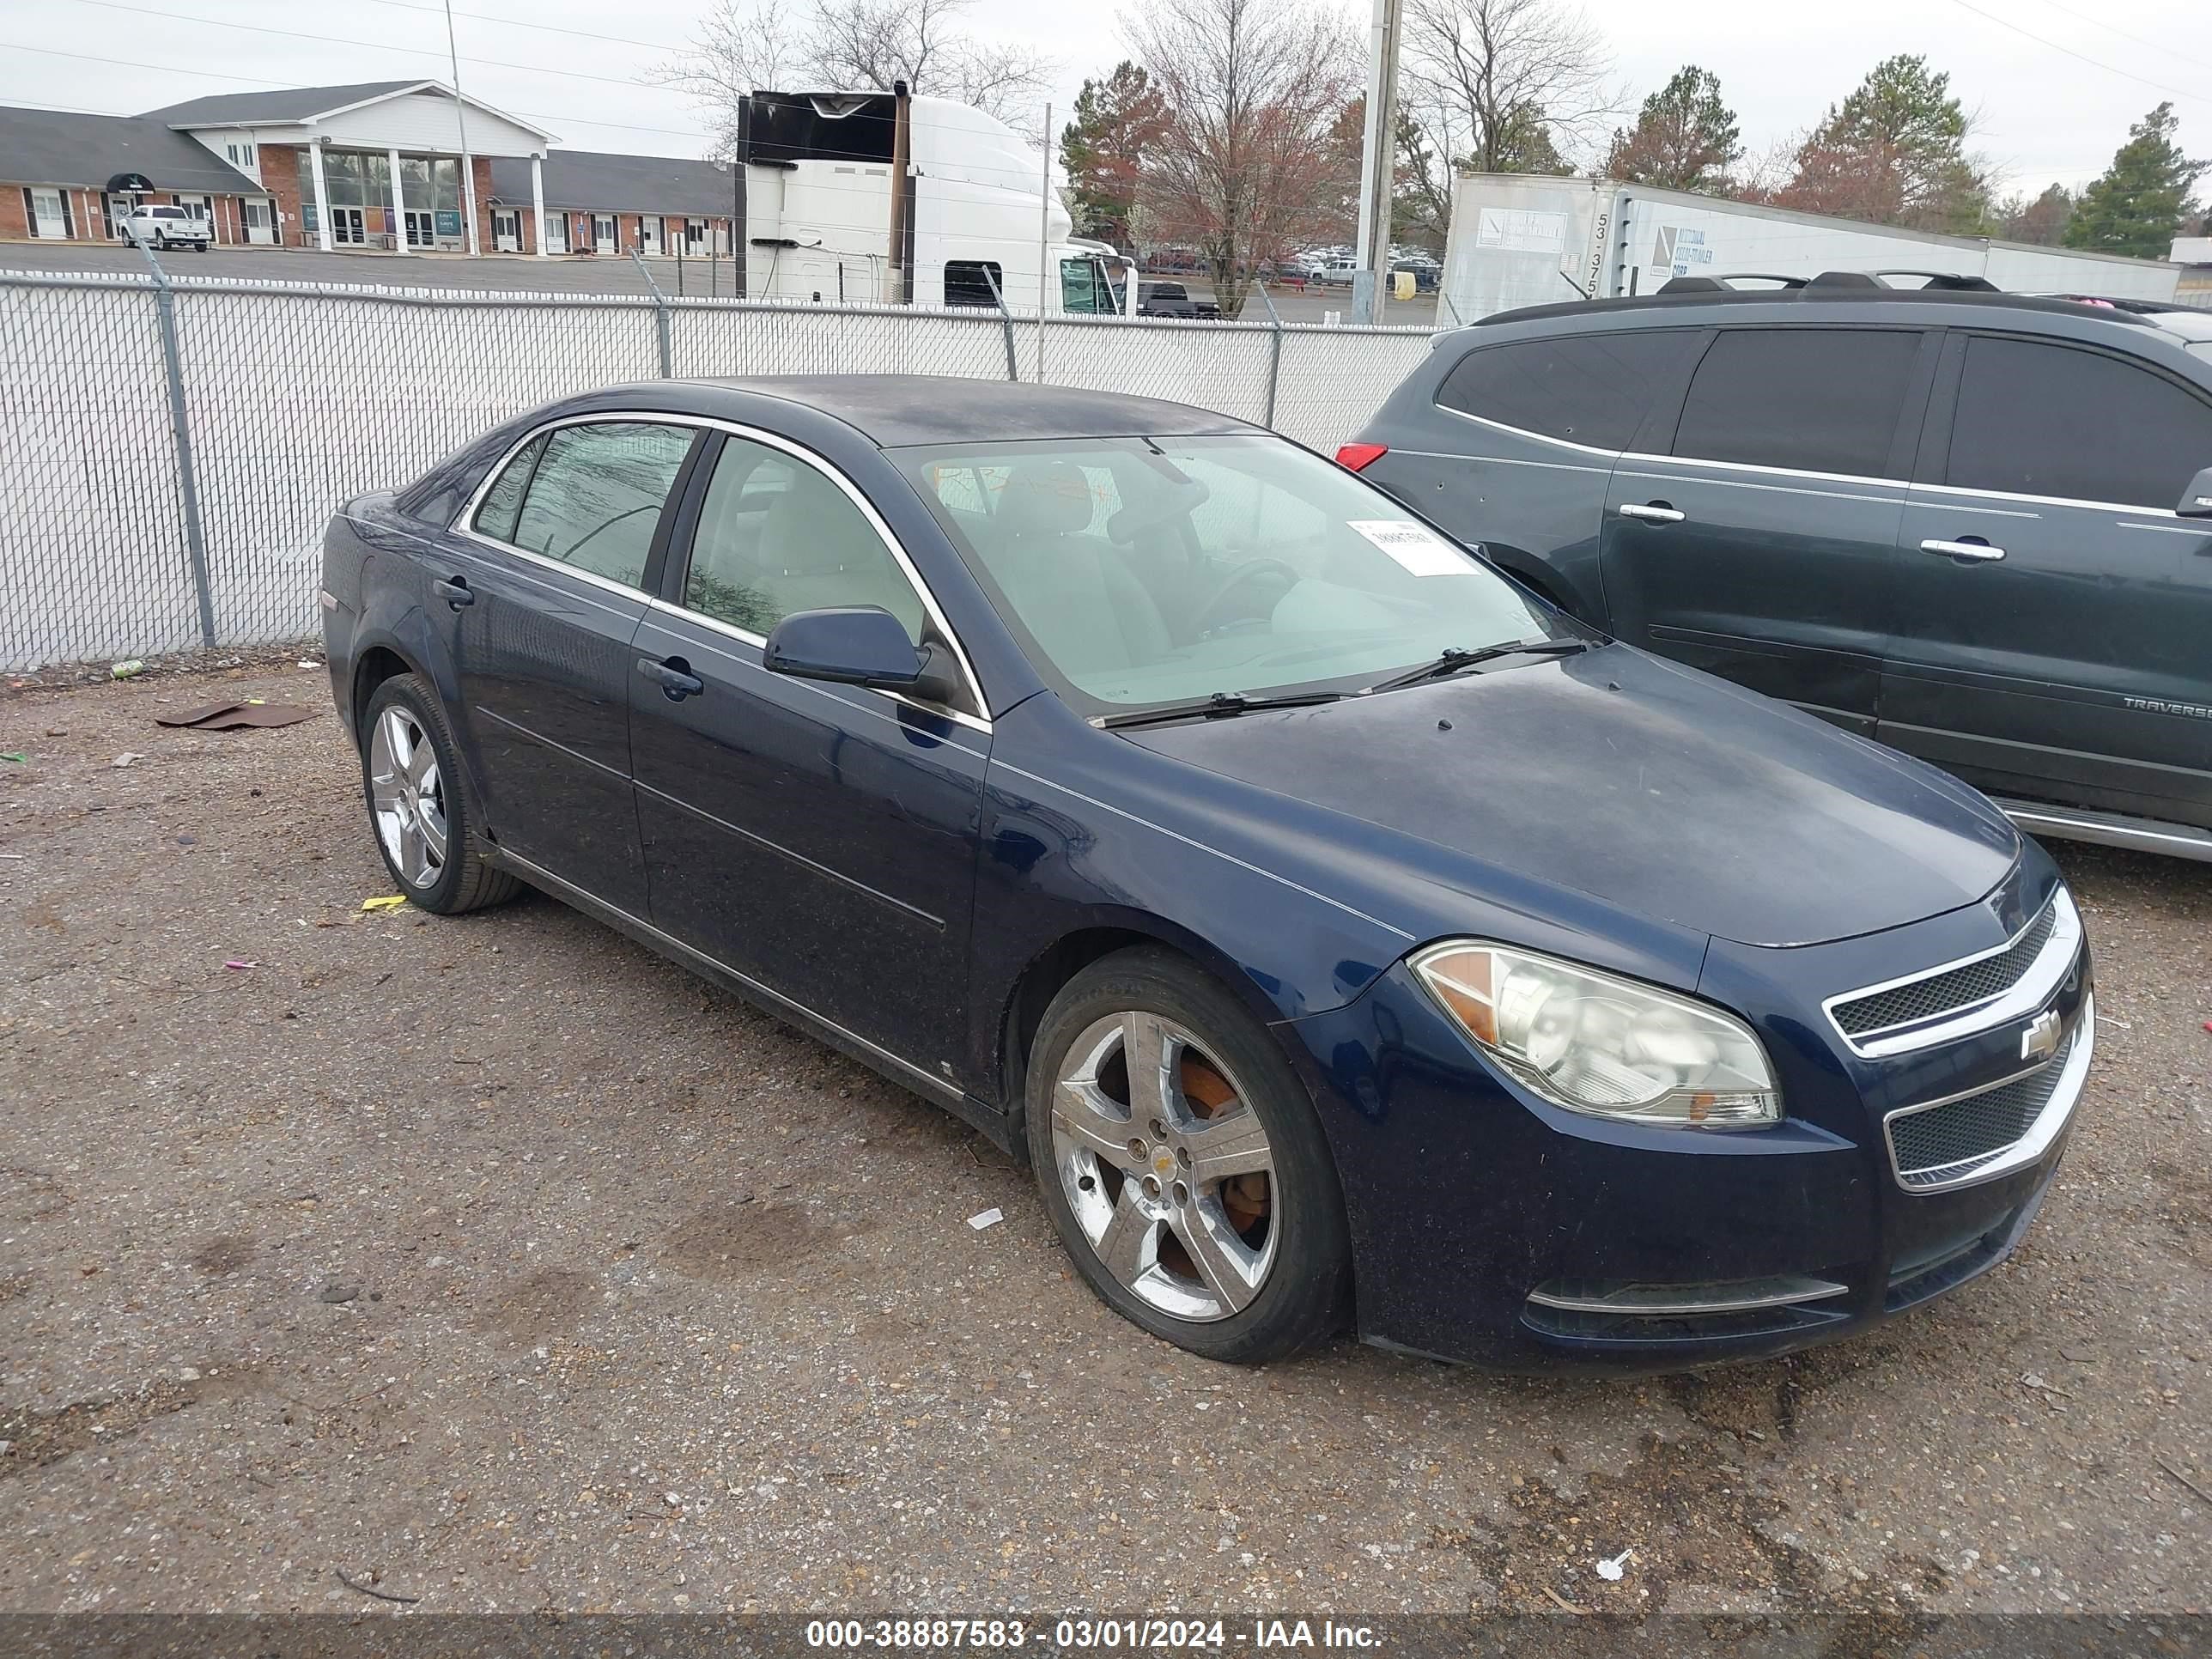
[1120,644,2020,948]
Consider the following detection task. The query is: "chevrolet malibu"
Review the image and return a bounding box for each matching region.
[318,376,2094,1371]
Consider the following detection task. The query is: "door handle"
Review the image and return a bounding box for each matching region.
[433,575,474,610]
[1919,538,2007,563]
[637,655,704,701]
[1618,501,1686,525]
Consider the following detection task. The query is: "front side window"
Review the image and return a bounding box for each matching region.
[1673,328,1922,477]
[945,260,1004,308]
[683,436,925,641]
[1437,330,1704,451]
[1060,258,1104,314]
[1947,336,2212,508]
[473,422,694,588]
[899,434,1554,711]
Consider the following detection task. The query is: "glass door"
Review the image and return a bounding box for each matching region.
[241,198,276,244]
[28,188,69,240]
[403,210,435,248]
[592,213,617,253]
[331,207,367,246]
[640,216,662,256]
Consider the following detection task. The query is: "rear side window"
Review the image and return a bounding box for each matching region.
[477,421,694,588]
[1947,336,2212,507]
[1436,331,1703,451]
[1673,328,1922,477]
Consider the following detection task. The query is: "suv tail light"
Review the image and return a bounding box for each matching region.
[1335,442,1388,473]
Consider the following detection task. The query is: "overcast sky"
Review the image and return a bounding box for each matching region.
[3,0,2204,198]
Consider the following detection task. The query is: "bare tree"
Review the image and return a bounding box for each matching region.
[1400,0,1613,182]
[665,0,1054,151]
[1124,0,1358,317]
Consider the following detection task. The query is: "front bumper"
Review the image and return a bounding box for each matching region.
[1278,897,2093,1375]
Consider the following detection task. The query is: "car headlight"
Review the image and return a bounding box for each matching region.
[1412,942,1780,1128]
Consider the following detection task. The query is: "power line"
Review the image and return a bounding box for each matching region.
[354,0,685,58]
[1940,0,2209,111]
[2023,0,2212,79]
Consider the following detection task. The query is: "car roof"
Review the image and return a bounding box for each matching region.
[1476,287,2165,333]
[677,374,1255,447]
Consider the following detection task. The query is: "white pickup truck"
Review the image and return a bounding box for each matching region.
[118,204,212,252]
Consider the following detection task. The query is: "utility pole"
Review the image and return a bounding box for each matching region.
[1350,0,1403,325]
[442,0,481,255]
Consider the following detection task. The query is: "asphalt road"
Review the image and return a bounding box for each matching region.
[1,657,2206,1618]
[0,242,1441,326]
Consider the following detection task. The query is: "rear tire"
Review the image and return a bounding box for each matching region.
[358,673,520,915]
[1024,947,1352,1364]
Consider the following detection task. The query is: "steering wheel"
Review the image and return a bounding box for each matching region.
[1190,558,1302,638]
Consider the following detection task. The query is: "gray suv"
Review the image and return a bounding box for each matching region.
[1345,279,2212,860]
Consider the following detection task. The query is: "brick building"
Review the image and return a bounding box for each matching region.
[3,82,743,260]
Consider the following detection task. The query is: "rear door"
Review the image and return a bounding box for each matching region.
[1601,325,1937,733]
[1883,331,2212,827]
[629,428,991,1079]
[444,417,702,914]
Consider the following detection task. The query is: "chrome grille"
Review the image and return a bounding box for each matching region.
[1887,1032,2075,1189]
[1833,902,2057,1038]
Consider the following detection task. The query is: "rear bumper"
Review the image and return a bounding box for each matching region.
[1279,943,2090,1376]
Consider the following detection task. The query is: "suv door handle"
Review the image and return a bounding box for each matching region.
[1619,501,1686,525]
[637,655,704,701]
[1919,538,2007,562]
[433,576,474,610]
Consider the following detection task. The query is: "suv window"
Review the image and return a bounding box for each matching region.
[683,436,926,641]
[1673,328,1922,477]
[1948,335,2212,507]
[1436,331,1704,451]
[476,421,694,587]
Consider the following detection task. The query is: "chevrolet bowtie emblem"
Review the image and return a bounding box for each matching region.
[2021,1009,2063,1063]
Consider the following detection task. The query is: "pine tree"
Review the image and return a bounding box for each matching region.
[2063,103,2207,260]
[1779,55,1987,233]
[1059,63,1170,249]
[1604,65,1741,193]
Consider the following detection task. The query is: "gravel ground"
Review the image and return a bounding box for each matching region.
[0,661,2206,1619]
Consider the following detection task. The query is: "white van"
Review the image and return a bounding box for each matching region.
[119,204,213,252]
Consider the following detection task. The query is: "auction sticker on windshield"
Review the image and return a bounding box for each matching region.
[1346,519,1474,576]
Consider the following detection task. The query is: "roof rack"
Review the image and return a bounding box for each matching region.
[1655,272,1807,294]
[1873,270,2002,292]
[1655,268,2002,297]
[1480,279,2163,330]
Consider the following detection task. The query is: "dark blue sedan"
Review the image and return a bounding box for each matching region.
[319,376,2094,1372]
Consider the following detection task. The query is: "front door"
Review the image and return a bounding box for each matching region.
[404,210,435,249]
[441,418,702,912]
[593,213,617,253]
[629,428,989,1073]
[640,216,662,256]
[1882,331,2212,826]
[241,198,276,244]
[491,209,520,252]
[1600,325,1934,733]
[331,206,367,246]
[27,189,68,240]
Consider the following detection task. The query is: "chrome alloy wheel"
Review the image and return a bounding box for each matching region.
[367,705,450,889]
[1049,1012,1279,1322]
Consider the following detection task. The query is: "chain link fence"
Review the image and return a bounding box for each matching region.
[0,258,1437,671]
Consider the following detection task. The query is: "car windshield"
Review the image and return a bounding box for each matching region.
[896,434,1565,712]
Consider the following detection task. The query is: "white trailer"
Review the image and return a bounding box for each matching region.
[1439,173,2184,323]
[738,89,1133,315]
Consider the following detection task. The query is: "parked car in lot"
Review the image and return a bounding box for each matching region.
[118,203,211,251]
[1136,281,1218,320]
[1344,277,2212,860]
[321,376,2093,1372]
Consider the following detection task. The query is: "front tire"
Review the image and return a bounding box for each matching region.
[358,673,519,915]
[1025,948,1352,1364]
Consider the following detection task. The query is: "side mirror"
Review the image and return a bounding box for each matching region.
[762,605,927,691]
[2179,467,2212,519]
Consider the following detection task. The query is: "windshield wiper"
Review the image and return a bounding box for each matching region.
[1094,689,1349,730]
[1364,637,1591,694]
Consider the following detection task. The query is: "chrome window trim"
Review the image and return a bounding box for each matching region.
[1822,887,2081,1059]
[1906,478,2191,520]
[1612,465,1899,507]
[1881,994,2094,1194]
[453,410,993,732]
